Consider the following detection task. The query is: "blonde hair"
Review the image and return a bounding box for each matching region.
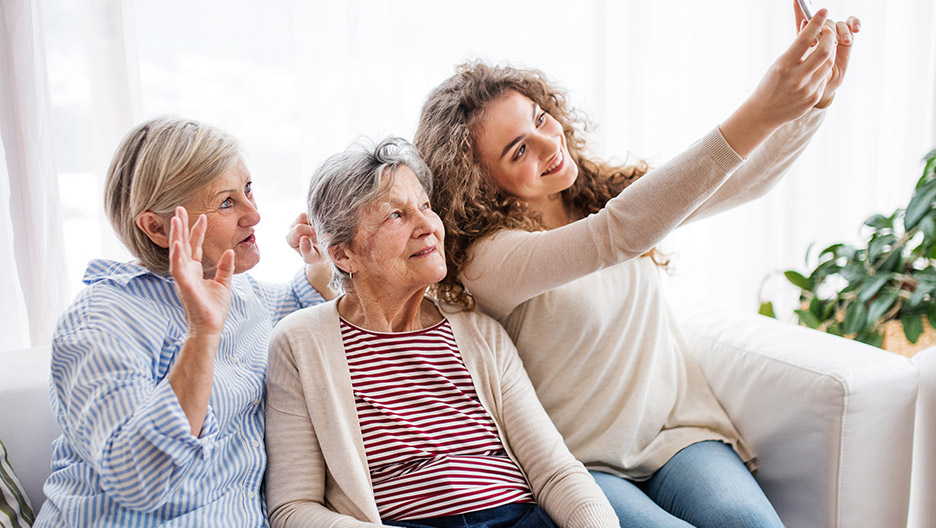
[104,116,241,273]
[414,61,657,309]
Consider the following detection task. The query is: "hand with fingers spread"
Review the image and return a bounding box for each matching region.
[287,212,337,299]
[169,206,236,337]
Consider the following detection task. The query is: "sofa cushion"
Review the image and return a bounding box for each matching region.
[1,436,35,527]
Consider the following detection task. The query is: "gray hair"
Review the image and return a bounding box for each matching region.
[104,116,241,273]
[307,136,433,292]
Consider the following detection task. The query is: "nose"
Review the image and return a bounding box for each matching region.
[412,208,435,239]
[532,128,561,160]
[240,197,261,227]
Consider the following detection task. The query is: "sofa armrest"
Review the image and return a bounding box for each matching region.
[683,312,917,528]
[0,346,59,511]
[909,346,936,528]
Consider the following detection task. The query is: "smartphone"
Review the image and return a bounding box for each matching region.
[797,0,814,20]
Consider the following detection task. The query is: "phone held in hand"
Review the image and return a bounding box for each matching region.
[797,0,814,20]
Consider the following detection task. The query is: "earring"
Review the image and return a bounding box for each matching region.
[349,270,353,280]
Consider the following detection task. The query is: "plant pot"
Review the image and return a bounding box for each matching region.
[881,318,936,358]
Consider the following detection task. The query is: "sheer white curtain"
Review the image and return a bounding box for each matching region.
[0,0,68,351]
[3,0,934,353]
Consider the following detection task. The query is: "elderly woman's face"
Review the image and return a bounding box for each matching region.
[181,160,261,275]
[344,166,446,293]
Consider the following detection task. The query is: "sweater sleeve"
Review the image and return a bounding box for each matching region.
[682,107,826,223]
[490,322,620,528]
[462,126,744,320]
[264,324,385,528]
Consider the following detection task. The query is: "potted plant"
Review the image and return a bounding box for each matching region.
[762,147,936,357]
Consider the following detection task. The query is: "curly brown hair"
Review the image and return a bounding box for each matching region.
[414,61,658,309]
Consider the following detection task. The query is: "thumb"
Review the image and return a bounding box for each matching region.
[214,249,236,287]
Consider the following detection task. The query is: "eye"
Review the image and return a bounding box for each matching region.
[220,197,233,209]
[388,211,402,220]
[536,111,546,126]
[420,201,431,210]
[244,180,253,196]
[512,144,526,161]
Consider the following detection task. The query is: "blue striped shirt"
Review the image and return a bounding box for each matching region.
[34,259,325,527]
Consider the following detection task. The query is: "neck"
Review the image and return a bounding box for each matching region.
[338,285,438,333]
[529,192,572,229]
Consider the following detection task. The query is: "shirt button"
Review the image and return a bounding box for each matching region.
[252,398,259,405]
[247,490,256,499]
[232,356,239,364]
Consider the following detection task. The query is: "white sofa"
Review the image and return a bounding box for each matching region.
[908,347,936,528]
[0,313,921,527]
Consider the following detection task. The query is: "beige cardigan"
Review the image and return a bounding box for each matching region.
[461,111,825,478]
[264,298,619,528]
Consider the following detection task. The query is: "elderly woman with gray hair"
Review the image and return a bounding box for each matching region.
[264,136,618,528]
[34,116,333,526]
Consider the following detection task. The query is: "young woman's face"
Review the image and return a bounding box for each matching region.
[474,90,578,208]
[181,160,261,276]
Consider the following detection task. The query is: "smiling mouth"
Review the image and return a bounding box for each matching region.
[542,149,564,176]
[240,234,256,246]
[411,246,436,258]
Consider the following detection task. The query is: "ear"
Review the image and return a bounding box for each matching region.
[135,211,171,248]
[328,244,355,276]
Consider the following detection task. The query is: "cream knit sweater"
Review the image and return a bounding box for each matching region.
[461,110,825,479]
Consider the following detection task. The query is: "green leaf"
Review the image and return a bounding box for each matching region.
[857,274,892,302]
[864,214,892,229]
[904,182,936,230]
[908,283,934,307]
[927,303,936,328]
[827,323,843,336]
[867,290,899,325]
[903,314,924,343]
[758,301,776,318]
[809,296,824,318]
[920,216,936,241]
[843,302,868,335]
[856,330,884,348]
[841,263,867,283]
[784,270,813,291]
[879,250,904,273]
[819,243,843,259]
[822,300,837,320]
[795,309,822,329]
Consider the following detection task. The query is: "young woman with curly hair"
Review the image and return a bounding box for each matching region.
[414,7,860,528]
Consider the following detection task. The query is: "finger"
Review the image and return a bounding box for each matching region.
[175,206,191,247]
[834,20,852,45]
[190,214,207,263]
[792,0,807,33]
[300,236,316,260]
[847,16,860,33]
[801,25,836,72]
[214,249,236,288]
[783,8,829,62]
[170,240,191,287]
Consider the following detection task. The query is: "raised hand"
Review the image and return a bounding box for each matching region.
[286,212,336,298]
[792,2,861,108]
[169,206,235,337]
[720,9,837,157]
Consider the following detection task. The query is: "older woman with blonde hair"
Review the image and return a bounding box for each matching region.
[413,7,860,528]
[34,116,332,526]
[264,136,618,528]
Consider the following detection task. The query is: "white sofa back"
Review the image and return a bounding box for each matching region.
[0,346,59,511]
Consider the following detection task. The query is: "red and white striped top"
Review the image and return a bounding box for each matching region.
[340,317,534,522]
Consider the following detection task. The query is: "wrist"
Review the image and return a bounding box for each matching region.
[720,100,783,159]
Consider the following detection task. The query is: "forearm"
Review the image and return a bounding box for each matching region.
[167,332,219,435]
[685,106,826,223]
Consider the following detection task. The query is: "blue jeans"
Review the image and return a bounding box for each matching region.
[591,440,784,528]
[386,502,556,528]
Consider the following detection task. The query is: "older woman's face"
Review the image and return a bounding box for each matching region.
[344,166,446,293]
[181,160,261,275]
